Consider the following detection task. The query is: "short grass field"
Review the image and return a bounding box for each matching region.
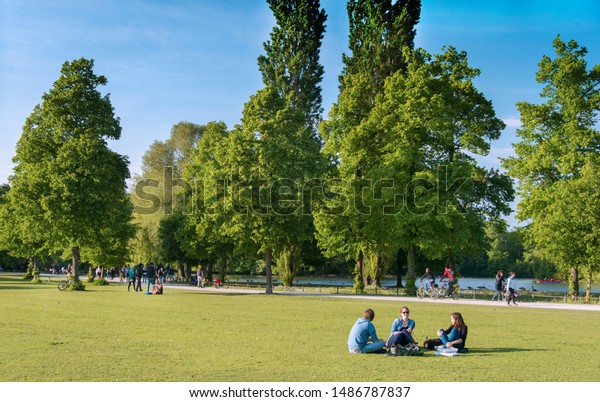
[1,275,599,382]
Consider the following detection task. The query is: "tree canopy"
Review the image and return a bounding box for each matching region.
[504,36,600,299]
[0,58,134,283]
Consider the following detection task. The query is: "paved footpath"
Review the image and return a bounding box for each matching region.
[108,277,600,312]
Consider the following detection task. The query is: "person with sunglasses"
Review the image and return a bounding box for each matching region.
[386,306,417,347]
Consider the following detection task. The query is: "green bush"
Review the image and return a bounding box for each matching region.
[66,274,86,291]
[86,268,95,283]
[92,278,109,286]
[404,275,417,294]
[353,273,364,292]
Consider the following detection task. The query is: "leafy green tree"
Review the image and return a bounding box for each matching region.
[254,0,327,288]
[503,36,600,300]
[131,121,205,274]
[2,58,133,285]
[196,0,327,293]
[227,88,321,293]
[258,0,326,128]
[316,0,421,291]
[344,46,510,293]
[182,121,236,280]
[0,184,26,270]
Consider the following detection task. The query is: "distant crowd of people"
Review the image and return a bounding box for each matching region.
[122,263,171,294]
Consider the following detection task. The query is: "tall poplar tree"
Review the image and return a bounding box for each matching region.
[316,0,421,290]
[215,0,326,293]
[2,58,134,286]
[504,36,600,299]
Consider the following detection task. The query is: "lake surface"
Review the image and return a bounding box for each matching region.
[240,276,600,294]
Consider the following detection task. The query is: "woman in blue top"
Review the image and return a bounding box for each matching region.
[386,306,417,347]
[347,308,386,354]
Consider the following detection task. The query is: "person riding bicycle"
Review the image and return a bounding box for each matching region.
[420,268,435,291]
[440,266,456,297]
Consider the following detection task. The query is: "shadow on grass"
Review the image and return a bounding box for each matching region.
[471,347,547,354]
[0,276,51,290]
[172,291,265,297]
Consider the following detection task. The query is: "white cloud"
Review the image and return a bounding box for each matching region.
[502,117,521,129]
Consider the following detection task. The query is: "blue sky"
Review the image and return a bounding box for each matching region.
[1,0,600,226]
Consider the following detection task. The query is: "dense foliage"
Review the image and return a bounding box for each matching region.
[0,58,134,285]
[4,3,598,292]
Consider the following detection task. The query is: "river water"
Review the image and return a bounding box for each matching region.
[266,276,600,294]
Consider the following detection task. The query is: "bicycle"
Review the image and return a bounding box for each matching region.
[57,277,73,291]
[437,280,460,300]
[416,281,439,299]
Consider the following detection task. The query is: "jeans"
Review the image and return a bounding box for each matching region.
[348,341,385,354]
[386,330,416,347]
[440,328,461,348]
[147,277,156,292]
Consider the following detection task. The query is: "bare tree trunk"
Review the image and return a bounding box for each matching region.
[355,249,364,291]
[586,271,592,303]
[363,260,369,287]
[72,246,81,283]
[448,253,455,270]
[185,262,192,281]
[570,266,579,299]
[395,249,404,288]
[177,261,185,280]
[265,248,273,294]
[406,245,416,291]
[207,258,214,282]
[288,245,296,287]
[375,253,384,287]
[219,256,227,283]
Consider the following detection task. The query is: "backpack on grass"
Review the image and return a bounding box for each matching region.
[423,338,443,350]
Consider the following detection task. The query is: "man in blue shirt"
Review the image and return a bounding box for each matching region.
[347,308,386,354]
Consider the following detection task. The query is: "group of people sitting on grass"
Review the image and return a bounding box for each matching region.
[347,307,467,354]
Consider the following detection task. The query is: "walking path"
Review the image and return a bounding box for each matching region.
[21,272,598,312]
[106,276,600,312]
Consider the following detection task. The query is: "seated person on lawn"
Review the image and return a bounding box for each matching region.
[386,306,417,347]
[347,308,386,354]
[150,283,163,295]
[437,312,468,350]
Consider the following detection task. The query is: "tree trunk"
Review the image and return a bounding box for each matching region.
[570,266,579,299]
[177,261,185,280]
[185,262,192,281]
[362,251,369,287]
[207,258,214,283]
[375,253,384,287]
[395,249,404,288]
[265,248,273,294]
[219,256,227,283]
[585,271,592,303]
[357,249,364,287]
[405,245,416,291]
[71,246,81,282]
[448,253,455,270]
[352,249,365,292]
[287,245,296,287]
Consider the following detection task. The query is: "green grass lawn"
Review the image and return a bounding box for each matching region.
[1,275,599,382]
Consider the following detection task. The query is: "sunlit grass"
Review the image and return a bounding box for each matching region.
[1,275,599,382]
